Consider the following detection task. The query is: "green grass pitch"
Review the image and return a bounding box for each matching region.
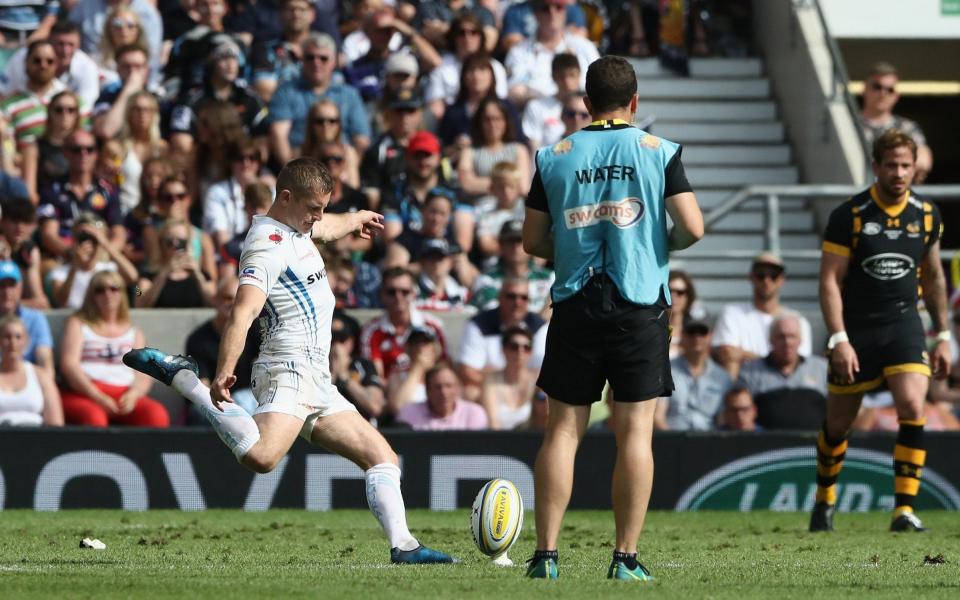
[1,510,959,599]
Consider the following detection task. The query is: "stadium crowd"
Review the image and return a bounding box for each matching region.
[0,0,955,432]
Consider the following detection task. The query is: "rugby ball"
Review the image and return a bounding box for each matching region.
[470,479,523,558]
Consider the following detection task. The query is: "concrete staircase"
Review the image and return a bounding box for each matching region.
[632,57,820,314]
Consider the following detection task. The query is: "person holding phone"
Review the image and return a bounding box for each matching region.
[135,218,216,308]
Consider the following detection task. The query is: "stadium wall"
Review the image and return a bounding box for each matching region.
[3,429,959,513]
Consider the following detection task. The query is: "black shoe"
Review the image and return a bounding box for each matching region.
[809,502,835,532]
[122,347,199,386]
[890,510,926,532]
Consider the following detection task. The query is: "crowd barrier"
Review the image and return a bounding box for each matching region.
[2,429,959,512]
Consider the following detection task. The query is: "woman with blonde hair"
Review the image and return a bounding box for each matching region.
[301,99,360,188]
[98,7,149,77]
[59,270,169,427]
[0,316,63,427]
[116,91,167,214]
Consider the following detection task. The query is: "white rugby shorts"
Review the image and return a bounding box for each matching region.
[251,360,358,440]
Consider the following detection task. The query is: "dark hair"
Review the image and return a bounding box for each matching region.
[551,53,580,76]
[501,325,533,347]
[447,13,486,53]
[26,40,54,58]
[51,19,81,37]
[276,157,334,200]
[872,128,917,164]
[424,191,454,210]
[381,265,414,286]
[455,52,496,105]
[0,197,36,223]
[226,138,260,164]
[668,270,697,319]
[424,362,457,388]
[723,384,753,406]
[114,42,149,63]
[585,55,637,113]
[470,97,517,146]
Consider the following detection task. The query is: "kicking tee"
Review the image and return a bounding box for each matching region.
[238,215,334,364]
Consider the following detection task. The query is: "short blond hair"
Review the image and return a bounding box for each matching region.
[490,161,521,186]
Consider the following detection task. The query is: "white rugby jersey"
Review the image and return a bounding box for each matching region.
[238,215,334,363]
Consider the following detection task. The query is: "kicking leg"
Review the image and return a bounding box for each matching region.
[309,411,455,563]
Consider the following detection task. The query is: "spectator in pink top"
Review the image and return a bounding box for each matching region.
[396,364,488,430]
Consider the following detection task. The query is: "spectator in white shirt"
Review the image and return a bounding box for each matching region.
[711,252,813,378]
[504,0,599,107]
[203,139,271,253]
[521,52,580,151]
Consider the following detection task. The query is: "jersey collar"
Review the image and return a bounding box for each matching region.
[584,119,632,131]
[869,184,910,217]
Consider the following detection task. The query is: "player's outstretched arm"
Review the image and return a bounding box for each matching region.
[212,284,267,410]
[820,250,858,383]
[665,192,704,251]
[522,207,553,260]
[921,240,952,378]
[312,211,385,244]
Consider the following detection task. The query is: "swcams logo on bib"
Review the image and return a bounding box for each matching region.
[564,198,645,230]
[675,447,960,512]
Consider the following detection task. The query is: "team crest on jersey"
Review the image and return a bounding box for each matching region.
[640,134,661,150]
[89,193,107,210]
[863,222,882,235]
[906,221,921,237]
[269,230,283,244]
[564,197,645,230]
[553,139,573,155]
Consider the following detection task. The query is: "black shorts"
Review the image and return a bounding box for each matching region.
[537,276,674,405]
[827,313,930,395]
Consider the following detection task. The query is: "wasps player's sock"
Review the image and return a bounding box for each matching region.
[815,427,848,505]
[893,419,926,514]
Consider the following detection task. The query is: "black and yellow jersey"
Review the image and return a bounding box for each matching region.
[821,185,941,326]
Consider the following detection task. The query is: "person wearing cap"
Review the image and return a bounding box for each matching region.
[654,318,731,431]
[0,260,54,372]
[809,129,951,534]
[413,238,469,312]
[458,276,547,401]
[737,314,827,430]
[381,131,475,254]
[359,85,425,203]
[165,0,244,97]
[268,32,371,165]
[168,39,268,159]
[521,56,703,580]
[330,311,386,425]
[471,218,554,314]
[711,251,813,378]
[396,363,488,430]
[424,13,507,122]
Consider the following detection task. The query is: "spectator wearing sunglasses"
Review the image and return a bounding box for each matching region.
[142,175,218,283]
[859,62,933,183]
[457,277,547,401]
[711,252,813,378]
[360,266,448,379]
[0,41,65,155]
[302,99,361,189]
[135,218,215,308]
[480,326,538,430]
[203,140,272,255]
[360,86,425,204]
[37,130,126,262]
[558,90,592,137]
[58,269,169,427]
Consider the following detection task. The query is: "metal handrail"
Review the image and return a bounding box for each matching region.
[796,0,872,180]
[689,184,960,259]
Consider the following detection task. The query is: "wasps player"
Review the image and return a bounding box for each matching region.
[810,130,951,532]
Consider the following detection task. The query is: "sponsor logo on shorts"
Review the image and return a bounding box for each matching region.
[863,222,882,235]
[861,253,914,280]
[564,198,645,230]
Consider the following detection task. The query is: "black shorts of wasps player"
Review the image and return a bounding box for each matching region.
[810,130,952,534]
